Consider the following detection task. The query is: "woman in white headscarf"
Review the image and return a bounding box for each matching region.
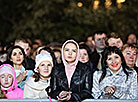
[47,39,93,101]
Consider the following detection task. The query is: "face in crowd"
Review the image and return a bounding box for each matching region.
[122,46,137,68]
[127,34,137,45]
[15,41,31,57]
[102,46,126,74]
[10,48,24,66]
[108,38,123,49]
[86,36,95,50]
[54,51,61,64]
[0,73,13,88]
[94,33,106,51]
[37,61,53,79]
[63,42,77,64]
[106,52,122,73]
[79,49,89,63]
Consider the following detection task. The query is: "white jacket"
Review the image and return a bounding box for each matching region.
[24,77,50,99]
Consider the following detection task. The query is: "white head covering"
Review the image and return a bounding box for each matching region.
[61,39,80,87]
[34,53,53,73]
[0,65,14,77]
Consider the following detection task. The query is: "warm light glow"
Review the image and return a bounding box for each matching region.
[117,0,126,3]
[116,0,125,8]
[92,0,126,10]
[77,2,83,7]
[105,0,112,8]
[117,3,122,8]
[93,0,100,10]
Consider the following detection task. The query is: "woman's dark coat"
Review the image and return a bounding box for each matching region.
[47,62,93,101]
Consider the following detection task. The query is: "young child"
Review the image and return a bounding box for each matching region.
[24,53,53,100]
[0,64,23,99]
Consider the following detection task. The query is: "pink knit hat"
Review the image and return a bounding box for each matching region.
[0,65,14,77]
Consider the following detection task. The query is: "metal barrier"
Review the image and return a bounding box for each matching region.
[0,99,138,102]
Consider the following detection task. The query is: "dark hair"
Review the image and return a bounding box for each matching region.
[99,46,129,83]
[53,49,61,53]
[32,72,40,82]
[79,44,92,61]
[84,34,92,43]
[6,46,27,68]
[14,38,32,49]
[92,31,107,40]
[53,49,61,64]
[125,33,137,45]
[33,69,54,82]
[33,60,54,82]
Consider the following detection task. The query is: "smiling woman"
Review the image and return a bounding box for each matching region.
[92,46,138,99]
[24,53,53,100]
[106,53,122,73]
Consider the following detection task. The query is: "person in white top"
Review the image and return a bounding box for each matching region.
[24,53,53,100]
[92,46,137,99]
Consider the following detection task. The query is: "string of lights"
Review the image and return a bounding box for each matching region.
[76,0,126,10]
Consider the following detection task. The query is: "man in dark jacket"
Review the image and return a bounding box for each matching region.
[91,31,106,70]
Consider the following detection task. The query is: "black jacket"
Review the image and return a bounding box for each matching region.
[24,56,35,71]
[91,50,100,69]
[47,62,93,101]
[91,50,104,70]
[86,61,98,73]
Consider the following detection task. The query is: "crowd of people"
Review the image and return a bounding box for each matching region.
[0,32,138,101]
